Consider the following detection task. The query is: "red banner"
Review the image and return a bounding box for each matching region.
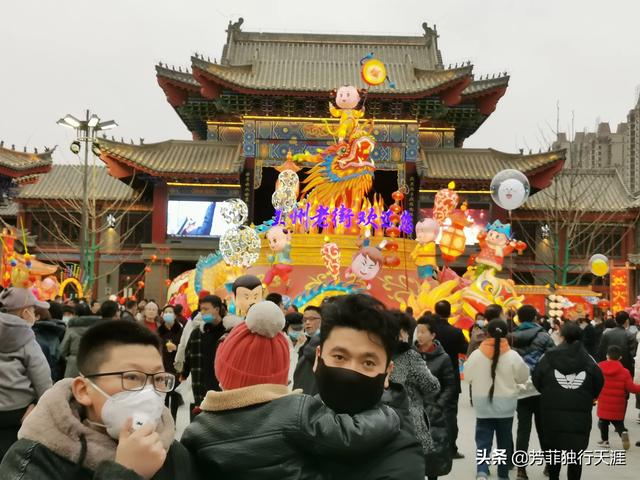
[610,267,630,313]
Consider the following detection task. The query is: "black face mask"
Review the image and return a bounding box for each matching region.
[314,357,387,415]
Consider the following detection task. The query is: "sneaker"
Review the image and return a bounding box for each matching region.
[516,467,529,480]
[621,431,630,450]
[597,440,611,449]
[452,451,465,459]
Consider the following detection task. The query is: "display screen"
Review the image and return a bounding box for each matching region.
[420,208,489,245]
[167,200,233,237]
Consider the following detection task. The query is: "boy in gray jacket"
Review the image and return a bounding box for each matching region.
[0,287,52,458]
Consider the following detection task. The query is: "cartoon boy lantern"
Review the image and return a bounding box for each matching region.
[329,85,366,142]
[411,218,440,280]
[476,221,526,272]
[232,274,264,317]
[345,246,384,290]
[264,225,293,287]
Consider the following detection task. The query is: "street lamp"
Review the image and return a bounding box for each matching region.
[57,110,117,292]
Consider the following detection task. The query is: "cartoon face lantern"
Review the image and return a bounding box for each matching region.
[415,218,440,244]
[335,85,361,109]
[266,226,291,253]
[497,178,527,211]
[264,226,293,287]
[232,274,264,317]
[349,246,383,282]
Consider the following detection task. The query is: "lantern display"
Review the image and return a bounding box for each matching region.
[439,207,471,263]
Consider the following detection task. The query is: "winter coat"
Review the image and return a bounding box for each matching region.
[292,335,321,395]
[596,359,640,421]
[417,341,456,477]
[59,316,105,378]
[532,341,604,451]
[32,319,66,381]
[580,323,597,357]
[510,322,555,399]
[0,313,52,411]
[181,383,406,480]
[157,321,183,375]
[390,344,440,454]
[120,310,136,322]
[183,320,226,406]
[429,316,468,393]
[598,326,638,375]
[0,379,197,480]
[174,313,202,373]
[464,338,530,418]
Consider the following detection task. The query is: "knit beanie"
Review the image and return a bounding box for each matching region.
[215,301,290,390]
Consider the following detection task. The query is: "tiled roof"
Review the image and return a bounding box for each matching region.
[155,64,199,88]
[97,138,243,177]
[193,55,472,95]
[462,75,510,97]
[523,169,639,212]
[419,148,564,180]
[18,165,135,201]
[0,201,18,217]
[0,145,53,175]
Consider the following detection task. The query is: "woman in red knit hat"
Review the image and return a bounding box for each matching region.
[597,344,640,450]
[181,300,404,480]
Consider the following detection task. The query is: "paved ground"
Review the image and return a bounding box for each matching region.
[175,382,640,478]
[449,380,639,479]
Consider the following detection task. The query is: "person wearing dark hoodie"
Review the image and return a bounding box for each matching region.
[532,321,604,480]
[59,303,105,378]
[415,314,456,480]
[0,320,198,480]
[181,299,410,480]
[510,304,555,480]
[0,288,53,459]
[32,305,66,381]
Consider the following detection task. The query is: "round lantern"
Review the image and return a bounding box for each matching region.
[391,191,405,202]
[137,281,145,289]
[164,257,173,265]
[598,299,610,310]
[165,279,172,287]
[150,254,158,263]
[589,254,609,277]
[440,225,466,263]
[220,198,249,226]
[490,169,530,211]
[220,226,261,268]
[272,189,297,213]
[144,266,152,273]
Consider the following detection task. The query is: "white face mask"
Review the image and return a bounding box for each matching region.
[87,380,166,439]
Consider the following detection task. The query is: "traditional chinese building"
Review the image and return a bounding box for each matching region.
[93,19,568,302]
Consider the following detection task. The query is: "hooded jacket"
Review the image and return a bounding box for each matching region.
[0,312,52,411]
[0,379,197,480]
[181,383,404,480]
[59,316,105,378]
[463,338,530,418]
[32,319,66,381]
[597,359,640,421]
[416,340,455,478]
[510,322,555,399]
[532,341,604,451]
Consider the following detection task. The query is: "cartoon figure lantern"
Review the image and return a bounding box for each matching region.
[475,221,526,272]
[264,225,293,287]
[329,85,365,142]
[490,169,530,211]
[411,218,440,279]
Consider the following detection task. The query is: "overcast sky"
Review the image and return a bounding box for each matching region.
[1,0,639,164]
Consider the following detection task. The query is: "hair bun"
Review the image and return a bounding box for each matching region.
[245,301,285,338]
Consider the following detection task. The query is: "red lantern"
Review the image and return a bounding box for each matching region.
[389,204,403,214]
[144,266,152,273]
[164,257,173,265]
[118,297,126,305]
[385,240,399,252]
[129,295,137,301]
[137,280,145,289]
[385,226,401,238]
[165,279,172,287]
[598,299,610,309]
[391,191,405,202]
[150,254,158,263]
[386,255,401,267]
[389,213,401,224]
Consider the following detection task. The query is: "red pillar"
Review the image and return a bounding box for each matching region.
[152,182,167,244]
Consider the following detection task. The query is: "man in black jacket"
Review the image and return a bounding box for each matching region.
[292,306,322,394]
[428,300,468,458]
[598,311,637,376]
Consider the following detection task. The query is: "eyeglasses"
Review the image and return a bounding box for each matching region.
[84,370,176,393]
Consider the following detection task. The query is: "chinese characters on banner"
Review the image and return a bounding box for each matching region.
[610,267,629,313]
[274,206,414,235]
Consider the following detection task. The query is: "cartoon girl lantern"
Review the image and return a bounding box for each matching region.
[345,235,388,290]
[475,221,527,272]
[329,85,366,142]
[439,205,472,263]
[264,225,293,287]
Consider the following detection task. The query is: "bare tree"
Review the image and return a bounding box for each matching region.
[515,168,639,286]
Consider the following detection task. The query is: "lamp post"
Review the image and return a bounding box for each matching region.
[57,110,117,293]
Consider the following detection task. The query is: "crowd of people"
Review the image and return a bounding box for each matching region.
[0,280,639,480]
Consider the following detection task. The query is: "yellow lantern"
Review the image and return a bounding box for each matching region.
[439,207,471,263]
